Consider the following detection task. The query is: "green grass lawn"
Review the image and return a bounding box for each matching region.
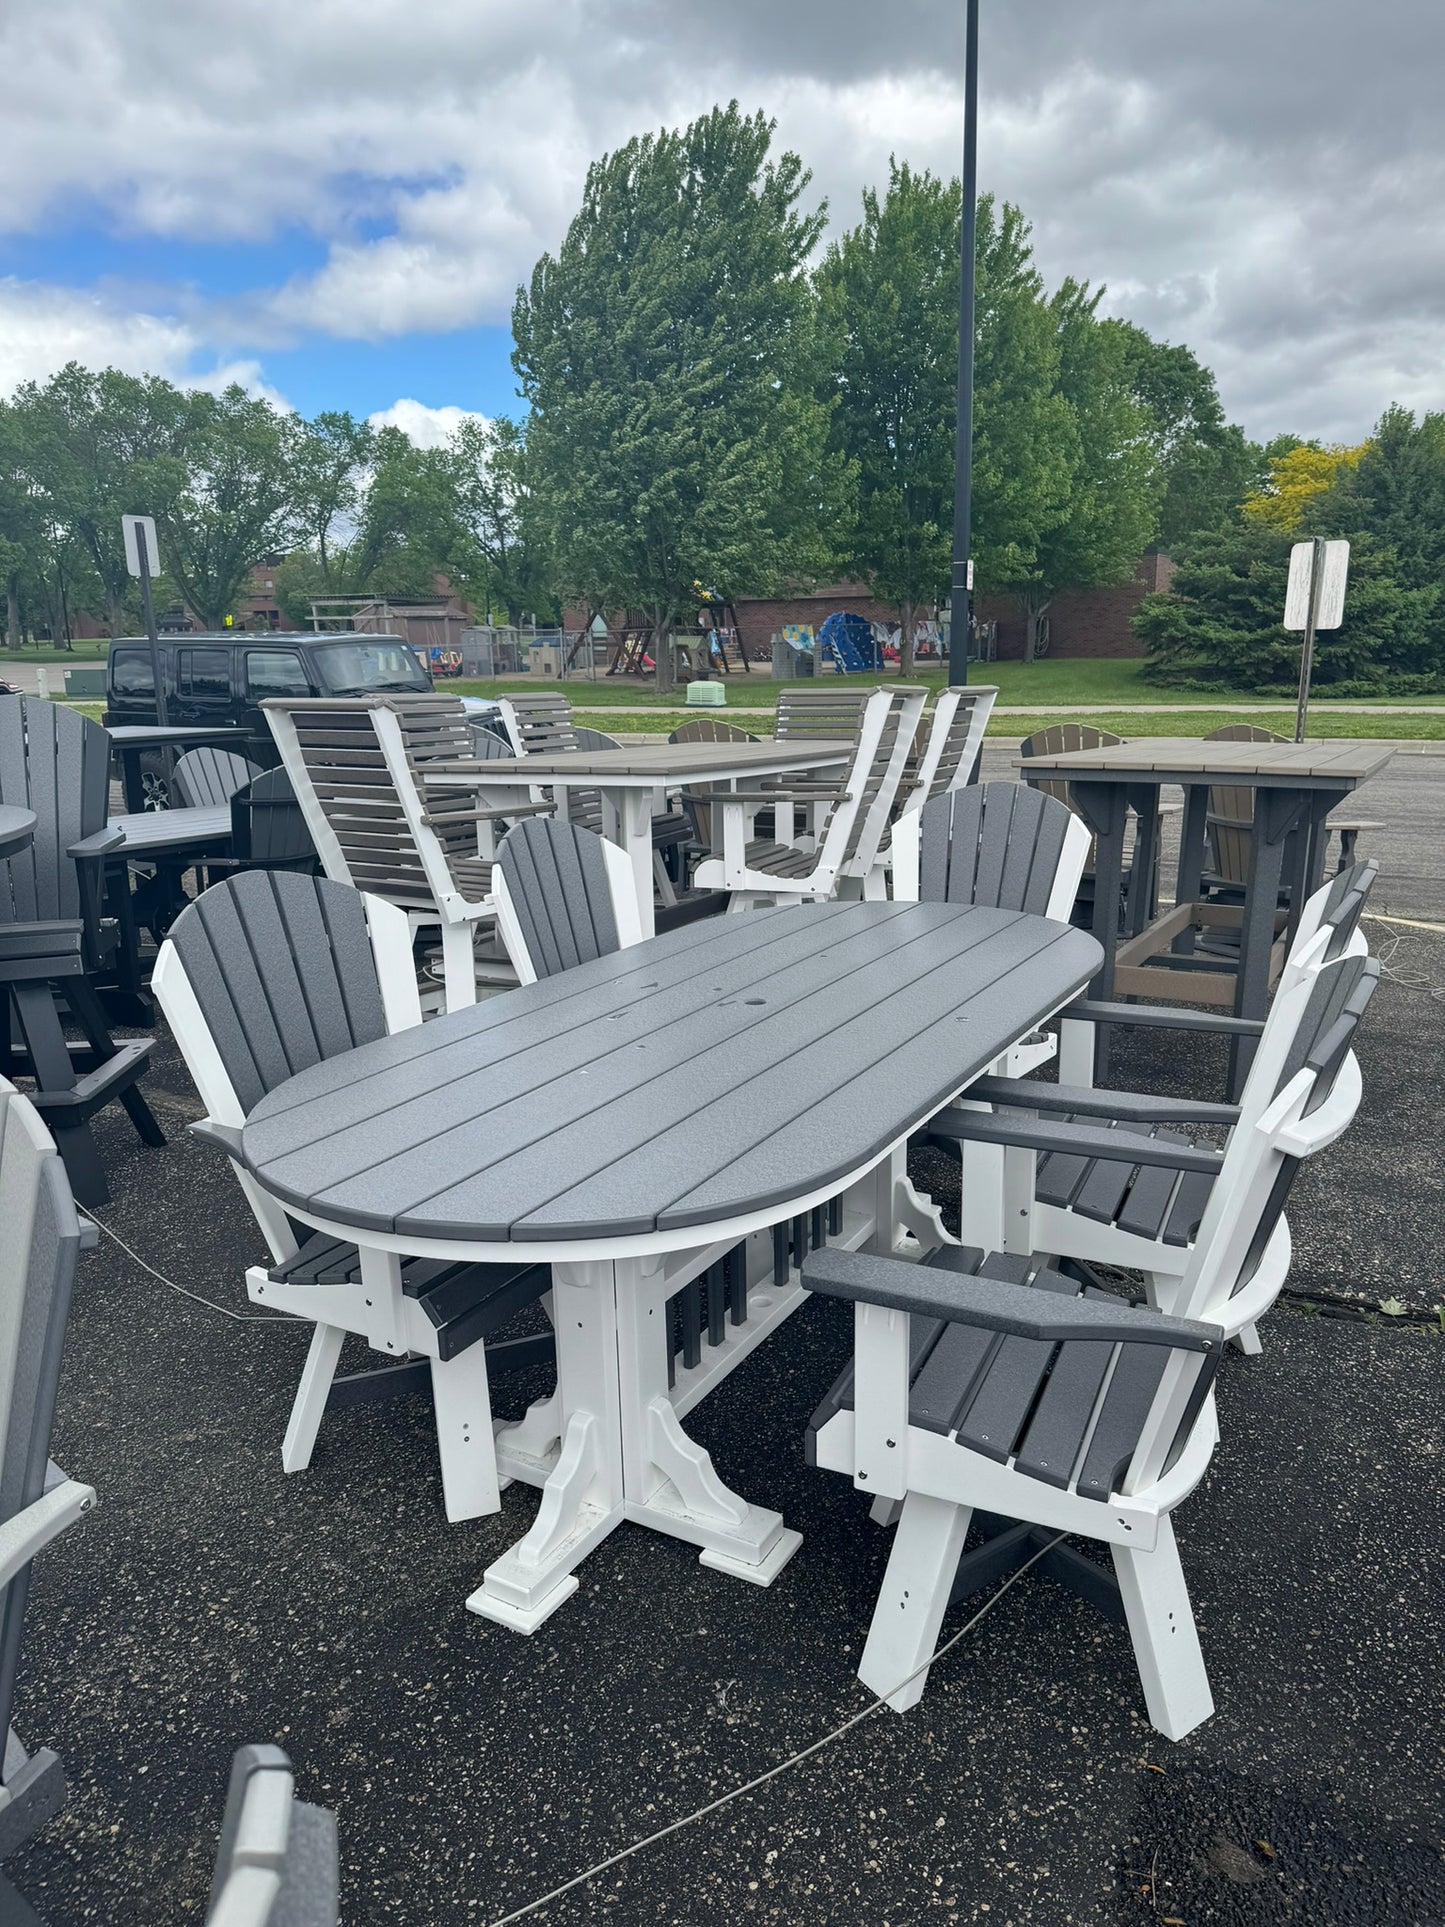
[570,704,1445,741]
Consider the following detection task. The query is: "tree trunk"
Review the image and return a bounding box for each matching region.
[899,600,916,679]
[4,574,20,651]
[106,588,126,638]
[653,611,676,694]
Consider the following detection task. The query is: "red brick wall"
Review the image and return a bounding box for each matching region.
[974,551,1171,662]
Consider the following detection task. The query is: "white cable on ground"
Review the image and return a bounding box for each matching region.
[88,1215,298,1325]
[484,1530,1068,1927]
[1363,914,1445,1003]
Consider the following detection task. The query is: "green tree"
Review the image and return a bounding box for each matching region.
[290,410,374,585]
[1321,404,1445,592]
[1000,282,1159,659]
[450,416,552,624]
[514,102,853,691]
[350,425,466,598]
[1112,325,1263,546]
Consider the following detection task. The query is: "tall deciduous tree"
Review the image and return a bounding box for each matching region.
[350,425,466,598]
[1243,439,1368,535]
[290,410,374,585]
[514,102,852,691]
[1111,325,1263,546]
[451,416,551,624]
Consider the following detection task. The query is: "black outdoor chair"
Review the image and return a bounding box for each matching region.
[230,767,318,873]
[0,1078,97,1926]
[204,1745,339,1926]
[0,698,164,1204]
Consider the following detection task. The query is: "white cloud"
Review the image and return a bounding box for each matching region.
[367,398,489,447]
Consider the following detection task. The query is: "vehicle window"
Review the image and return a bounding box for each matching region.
[111,649,155,697]
[244,650,310,699]
[311,639,430,694]
[178,647,230,699]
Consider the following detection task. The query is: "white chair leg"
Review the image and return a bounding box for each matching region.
[1112,1515,1214,1741]
[857,1491,972,1712]
[1233,1321,1263,1356]
[439,921,479,1011]
[430,1346,503,1522]
[281,1322,346,1473]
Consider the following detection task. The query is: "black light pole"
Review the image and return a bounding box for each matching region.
[949,0,980,688]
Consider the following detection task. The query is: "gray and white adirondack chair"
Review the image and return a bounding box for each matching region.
[0,1079,96,1922]
[0,696,164,1204]
[692,686,927,908]
[803,949,1377,1739]
[171,746,261,810]
[493,817,643,986]
[263,694,547,1009]
[151,870,552,1521]
[869,686,999,894]
[204,1744,338,1927]
[891,784,1091,1077]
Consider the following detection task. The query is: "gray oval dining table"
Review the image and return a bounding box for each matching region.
[240,899,1102,1632]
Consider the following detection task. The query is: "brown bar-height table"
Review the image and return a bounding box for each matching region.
[1018,736,1394,1094]
[429,737,854,937]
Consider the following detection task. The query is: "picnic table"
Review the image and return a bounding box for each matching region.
[237,899,1101,1631]
[1017,736,1394,1092]
[429,738,854,936]
[0,806,36,860]
[107,724,251,813]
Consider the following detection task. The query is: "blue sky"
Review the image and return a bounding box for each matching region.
[1,0,1440,445]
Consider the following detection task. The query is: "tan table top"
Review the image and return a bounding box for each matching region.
[1015,737,1397,787]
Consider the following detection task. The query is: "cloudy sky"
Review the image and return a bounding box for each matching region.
[1,0,1440,444]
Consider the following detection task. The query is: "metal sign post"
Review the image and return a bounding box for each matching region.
[121,514,167,725]
[1283,536,1349,742]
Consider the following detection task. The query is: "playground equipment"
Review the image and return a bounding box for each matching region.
[817,610,884,674]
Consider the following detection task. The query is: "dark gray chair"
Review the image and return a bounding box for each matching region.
[895,782,1092,920]
[230,768,317,873]
[0,1078,96,1926]
[171,747,262,810]
[0,698,164,1204]
[204,1745,338,1926]
[494,816,641,985]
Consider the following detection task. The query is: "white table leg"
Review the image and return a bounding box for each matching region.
[609,787,657,938]
[468,1259,625,1633]
[615,1256,802,1586]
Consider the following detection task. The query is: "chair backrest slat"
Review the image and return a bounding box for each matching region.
[668,717,757,745]
[172,747,261,810]
[498,691,580,757]
[0,1079,84,1748]
[917,784,1076,916]
[1203,723,1287,884]
[774,687,872,741]
[0,696,111,925]
[496,817,620,981]
[164,871,389,1118]
[1018,723,1124,812]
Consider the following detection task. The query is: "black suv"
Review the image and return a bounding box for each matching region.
[104,632,435,767]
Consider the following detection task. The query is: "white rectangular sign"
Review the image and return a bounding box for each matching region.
[121,514,160,579]
[1284,539,1350,631]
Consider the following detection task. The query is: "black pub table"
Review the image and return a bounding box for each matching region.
[1019,736,1394,1094]
[240,900,1101,1633]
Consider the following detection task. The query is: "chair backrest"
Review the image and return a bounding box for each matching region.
[497,691,579,757]
[896,783,1091,920]
[0,696,111,927]
[152,870,419,1127]
[1203,723,1288,885]
[572,724,621,752]
[774,687,873,742]
[172,747,262,810]
[815,686,928,882]
[494,816,642,985]
[1018,723,1124,812]
[668,717,757,745]
[230,767,317,870]
[262,695,484,913]
[205,1744,339,1927]
[1283,858,1378,987]
[1178,951,1379,1331]
[898,686,999,815]
[0,1078,85,1754]
[468,720,513,760]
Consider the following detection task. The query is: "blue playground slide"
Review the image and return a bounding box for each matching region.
[817,611,882,673]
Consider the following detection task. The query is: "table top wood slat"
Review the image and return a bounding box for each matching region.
[425,740,853,786]
[242,902,1101,1245]
[110,806,234,853]
[1014,737,1395,785]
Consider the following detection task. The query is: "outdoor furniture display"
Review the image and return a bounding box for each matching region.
[691,686,927,908]
[0,1078,97,1923]
[169,745,261,810]
[569,724,690,906]
[1203,723,1383,888]
[803,950,1377,1740]
[1017,735,1395,1096]
[230,767,317,873]
[670,717,761,855]
[264,694,550,1010]
[431,737,855,940]
[0,698,164,1204]
[232,899,1101,1632]
[105,803,239,977]
[204,1745,339,1927]
[493,817,643,985]
[152,871,554,1522]
[895,685,998,813]
[106,723,252,814]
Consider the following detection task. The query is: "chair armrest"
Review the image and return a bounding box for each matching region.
[68,825,125,860]
[0,1478,98,1593]
[1064,998,1264,1039]
[965,1074,1240,1127]
[719,786,851,804]
[421,804,551,826]
[927,1107,1225,1174]
[802,1248,1221,1353]
[190,1117,245,1158]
